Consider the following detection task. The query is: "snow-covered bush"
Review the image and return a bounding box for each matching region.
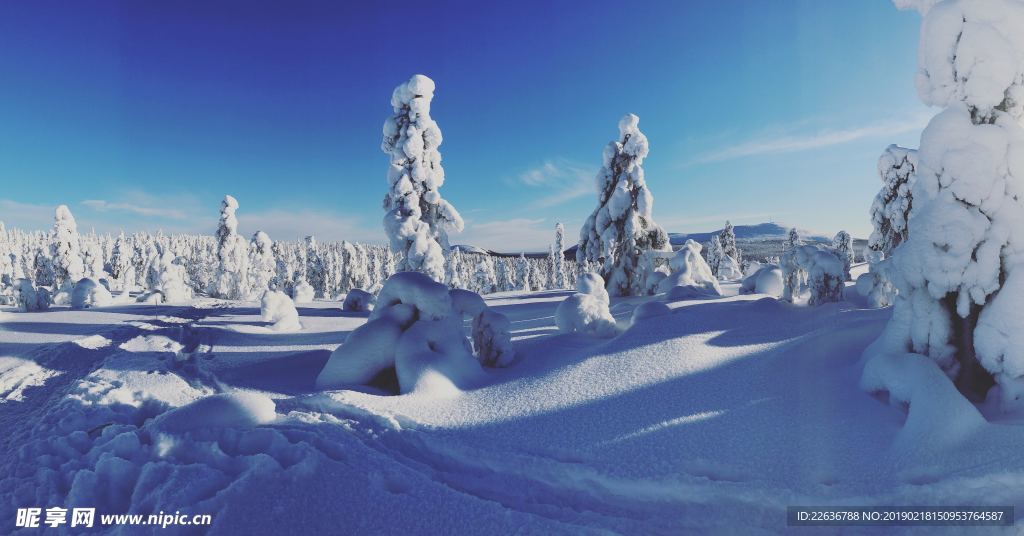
[13,278,50,312]
[342,288,375,312]
[831,230,854,281]
[291,278,314,303]
[472,309,515,367]
[869,145,917,257]
[70,277,112,309]
[717,253,743,280]
[656,240,721,295]
[875,0,1024,403]
[318,272,509,394]
[381,75,464,282]
[145,252,192,303]
[577,114,670,296]
[555,272,617,337]
[740,265,784,298]
[212,195,249,299]
[782,246,845,306]
[260,290,302,332]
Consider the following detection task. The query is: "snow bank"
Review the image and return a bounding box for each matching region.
[70,277,113,309]
[656,240,721,295]
[555,273,617,337]
[342,288,375,312]
[260,290,302,332]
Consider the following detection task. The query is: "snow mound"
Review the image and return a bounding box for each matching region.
[657,240,721,295]
[631,301,671,324]
[317,314,405,389]
[395,320,481,397]
[371,272,452,323]
[74,335,112,349]
[151,392,277,434]
[70,277,113,309]
[450,288,487,317]
[342,288,376,312]
[260,290,302,332]
[556,272,617,337]
[740,265,784,298]
[120,335,184,354]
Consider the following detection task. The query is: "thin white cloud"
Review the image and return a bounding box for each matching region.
[81,199,189,220]
[0,199,56,231]
[691,114,930,164]
[515,158,596,209]
[455,217,572,253]
[238,208,383,244]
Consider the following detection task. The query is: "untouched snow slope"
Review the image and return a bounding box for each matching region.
[1,287,1023,533]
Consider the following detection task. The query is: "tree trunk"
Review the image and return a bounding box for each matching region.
[949,298,995,402]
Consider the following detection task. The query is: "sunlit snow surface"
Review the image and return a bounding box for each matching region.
[2,277,1023,533]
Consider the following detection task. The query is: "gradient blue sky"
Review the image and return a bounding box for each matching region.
[0,0,927,251]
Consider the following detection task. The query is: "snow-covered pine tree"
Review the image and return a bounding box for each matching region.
[719,221,741,265]
[305,236,325,298]
[472,257,496,295]
[878,0,1024,403]
[446,247,465,289]
[212,195,249,300]
[248,231,276,297]
[706,235,725,277]
[831,230,854,281]
[381,74,464,282]
[50,205,84,290]
[784,227,802,251]
[868,145,917,258]
[516,253,531,292]
[551,222,567,289]
[577,114,669,297]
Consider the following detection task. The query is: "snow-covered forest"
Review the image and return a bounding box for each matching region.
[2,0,1023,533]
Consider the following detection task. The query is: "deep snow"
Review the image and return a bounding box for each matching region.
[2,276,1023,533]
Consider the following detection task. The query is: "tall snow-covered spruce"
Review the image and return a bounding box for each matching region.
[212,195,249,300]
[873,0,1024,404]
[550,222,567,289]
[577,114,669,296]
[869,145,918,258]
[50,205,84,290]
[381,74,464,282]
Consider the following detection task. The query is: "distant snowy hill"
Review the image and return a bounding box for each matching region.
[668,222,829,245]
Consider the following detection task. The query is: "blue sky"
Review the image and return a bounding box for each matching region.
[0,0,927,251]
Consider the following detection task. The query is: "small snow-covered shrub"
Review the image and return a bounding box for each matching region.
[740,265,784,298]
[151,252,192,303]
[13,278,50,312]
[656,240,721,295]
[260,290,301,332]
[70,277,112,309]
[342,288,375,312]
[631,301,671,324]
[716,254,742,281]
[555,272,617,337]
[291,278,314,303]
[782,246,844,306]
[318,272,503,394]
[472,309,515,367]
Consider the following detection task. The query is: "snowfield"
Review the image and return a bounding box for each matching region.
[3,274,1023,533]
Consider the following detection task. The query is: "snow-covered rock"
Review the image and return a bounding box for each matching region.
[260,290,302,332]
[70,277,113,309]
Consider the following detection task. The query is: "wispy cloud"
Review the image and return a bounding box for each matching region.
[455,217,571,253]
[81,199,189,220]
[690,114,930,165]
[514,158,596,209]
[0,199,57,231]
